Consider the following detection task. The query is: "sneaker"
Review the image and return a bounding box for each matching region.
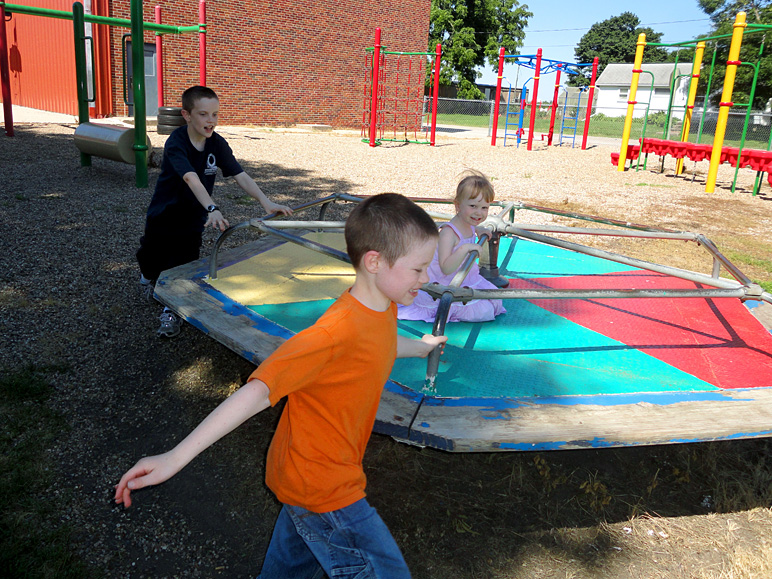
[139,276,155,301]
[157,311,181,338]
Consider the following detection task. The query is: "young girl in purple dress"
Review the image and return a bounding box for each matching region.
[398,171,506,323]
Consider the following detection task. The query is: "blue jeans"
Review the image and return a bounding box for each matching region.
[258,498,411,579]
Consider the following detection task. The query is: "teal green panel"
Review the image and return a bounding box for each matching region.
[498,237,639,278]
[393,299,719,398]
[249,300,334,333]
[250,297,719,399]
[245,239,713,399]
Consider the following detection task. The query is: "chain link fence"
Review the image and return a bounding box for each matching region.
[426,97,772,148]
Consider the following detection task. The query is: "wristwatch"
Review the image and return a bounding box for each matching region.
[206,204,219,213]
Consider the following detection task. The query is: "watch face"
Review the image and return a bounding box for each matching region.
[207,205,217,213]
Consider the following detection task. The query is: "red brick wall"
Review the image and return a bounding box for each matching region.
[106,0,431,128]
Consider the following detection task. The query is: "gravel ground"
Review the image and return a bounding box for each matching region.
[2,122,772,578]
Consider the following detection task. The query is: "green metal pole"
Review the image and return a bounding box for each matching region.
[72,2,90,166]
[130,0,148,187]
[1,2,196,34]
[663,52,680,140]
[696,46,718,145]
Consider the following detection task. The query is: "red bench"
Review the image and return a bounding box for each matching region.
[611,139,772,187]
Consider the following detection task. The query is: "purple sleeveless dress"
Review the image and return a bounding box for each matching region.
[398,222,506,323]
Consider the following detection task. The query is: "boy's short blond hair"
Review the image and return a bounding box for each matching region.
[454,170,495,205]
[345,194,438,269]
[181,85,218,112]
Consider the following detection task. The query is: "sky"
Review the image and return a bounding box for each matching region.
[476,0,714,100]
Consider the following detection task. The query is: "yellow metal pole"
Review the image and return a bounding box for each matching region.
[706,12,746,192]
[618,33,647,172]
[676,41,706,175]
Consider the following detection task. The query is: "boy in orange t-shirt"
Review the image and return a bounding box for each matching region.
[114,193,447,577]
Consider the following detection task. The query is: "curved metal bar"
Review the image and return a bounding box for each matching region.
[502,225,744,291]
[208,220,253,279]
[448,230,491,287]
[424,291,454,392]
[512,201,683,233]
[696,234,754,286]
[249,220,346,229]
[253,222,351,264]
[424,231,492,390]
[318,200,332,222]
[208,194,353,280]
[421,285,750,302]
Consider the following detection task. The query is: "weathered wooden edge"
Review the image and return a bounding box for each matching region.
[407,388,772,452]
[155,237,296,364]
[749,300,772,332]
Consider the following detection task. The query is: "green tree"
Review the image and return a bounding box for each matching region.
[697,1,772,108]
[570,12,670,87]
[429,0,532,99]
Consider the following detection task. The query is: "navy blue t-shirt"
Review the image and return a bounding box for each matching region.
[146,126,243,232]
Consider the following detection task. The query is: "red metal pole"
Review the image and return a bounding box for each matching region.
[491,46,505,146]
[199,0,206,86]
[0,5,14,137]
[369,27,381,147]
[581,56,599,150]
[548,67,561,146]
[527,48,542,151]
[430,43,440,146]
[155,6,163,108]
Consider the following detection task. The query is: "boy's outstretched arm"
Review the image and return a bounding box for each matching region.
[114,379,271,508]
[182,171,230,231]
[396,334,447,359]
[234,172,293,217]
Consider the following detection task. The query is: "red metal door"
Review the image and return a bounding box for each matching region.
[3,0,78,115]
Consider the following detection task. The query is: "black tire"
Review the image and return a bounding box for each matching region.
[158,106,183,116]
[157,124,177,135]
[157,114,187,126]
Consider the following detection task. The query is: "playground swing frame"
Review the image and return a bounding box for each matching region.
[490,47,598,151]
[0,0,205,188]
[618,12,772,196]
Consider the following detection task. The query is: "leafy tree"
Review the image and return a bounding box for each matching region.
[570,12,670,87]
[429,0,532,99]
[696,1,772,108]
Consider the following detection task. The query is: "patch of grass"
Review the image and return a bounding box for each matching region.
[0,365,92,579]
[628,182,677,189]
[726,250,772,273]
[723,249,772,293]
[228,194,255,206]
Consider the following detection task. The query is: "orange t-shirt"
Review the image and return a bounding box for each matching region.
[249,290,398,513]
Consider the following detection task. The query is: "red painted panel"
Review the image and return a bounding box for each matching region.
[510,272,772,390]
[3,0,77,115]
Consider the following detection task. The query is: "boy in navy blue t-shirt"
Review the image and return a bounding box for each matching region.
[137,86,292,337]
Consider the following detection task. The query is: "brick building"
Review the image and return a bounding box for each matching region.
[2,0,431,128]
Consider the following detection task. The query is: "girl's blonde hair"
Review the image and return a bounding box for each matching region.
[454,170,495,205]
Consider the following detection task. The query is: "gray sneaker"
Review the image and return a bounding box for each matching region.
[157,311,181,338]
[139,276,155,301]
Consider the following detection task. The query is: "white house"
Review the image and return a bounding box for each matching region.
[595,63,692,118]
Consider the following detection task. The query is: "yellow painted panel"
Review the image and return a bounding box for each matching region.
[209,232,354,306]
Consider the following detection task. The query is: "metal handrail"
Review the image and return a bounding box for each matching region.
[425,231,491,391]
[204,194,772,398]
